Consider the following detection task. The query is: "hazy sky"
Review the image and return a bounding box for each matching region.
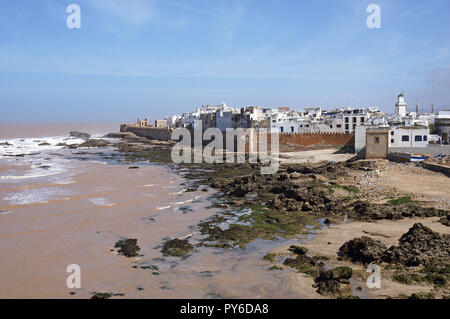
[1,0,449,123]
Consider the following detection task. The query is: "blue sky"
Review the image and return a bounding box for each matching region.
[0,0,449,123]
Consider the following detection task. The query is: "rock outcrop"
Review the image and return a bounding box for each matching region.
[382,223,450,266]
[70,131,91,139]
[115,238,140,257]
[338,236,387,265]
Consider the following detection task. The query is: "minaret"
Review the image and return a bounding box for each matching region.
[416,100,419,115]
[395,93,407,117]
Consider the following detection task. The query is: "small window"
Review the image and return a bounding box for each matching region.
[391,139,394,144]
[374,137,380,144]
[345,117,349,123]
[330,125,333,129]
[280,127,284,133]
[361,117,365,123]
[337,124,342,128]
[345,124,349,130]
[391,131,394,136]
[423,135,427,141]
[306,124,310,127]
[290,126,294,132]
[402,135,409,142]
[414,135,422,142]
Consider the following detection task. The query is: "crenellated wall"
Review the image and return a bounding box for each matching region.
[120,123,355,149]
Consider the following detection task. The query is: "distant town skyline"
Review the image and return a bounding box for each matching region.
[1,0,449,123]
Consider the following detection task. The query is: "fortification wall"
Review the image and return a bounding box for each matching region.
[120,124,173,141]
[120,124,355,149]
[273,132,355,147]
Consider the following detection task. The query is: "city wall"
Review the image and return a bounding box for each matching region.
[120,124,173,141]
[120,124,355,149]
[273,132,355,147]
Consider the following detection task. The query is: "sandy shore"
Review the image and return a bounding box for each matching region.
[271,217,449,298]
[0,160,318,298]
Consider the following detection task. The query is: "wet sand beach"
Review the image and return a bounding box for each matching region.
[0,127,318,298]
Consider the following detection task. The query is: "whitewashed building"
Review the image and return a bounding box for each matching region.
[389,126,429,148]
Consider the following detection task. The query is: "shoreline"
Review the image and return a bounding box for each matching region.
[1,130,449,299]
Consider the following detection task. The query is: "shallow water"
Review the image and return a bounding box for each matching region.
[0,125,316,298]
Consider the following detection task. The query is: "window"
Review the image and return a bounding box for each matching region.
[330,125,333,129]
[353,117,357,123]
[345,117,349,123]
[290,126,294,132]
[337,124,342,128]
[374,137,380,144]
[415,135,422,142]
[280,127,284,133]
[402,135,409,142]
[345,124,349,130]
[306,124,310,128]
[423,135,427,141]
[391,131,394,136]
[361,117,365,123]
[391,139,394,144]
[353,124,356,130]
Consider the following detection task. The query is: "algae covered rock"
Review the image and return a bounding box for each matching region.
[115,238,140,257]
[162,238,194,257]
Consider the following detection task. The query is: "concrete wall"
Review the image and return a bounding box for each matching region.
[389,145,450,156]
[354,126,366,155]
[421,162,450,177]
[366,129,389,159]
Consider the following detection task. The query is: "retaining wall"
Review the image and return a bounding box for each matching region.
[389,146,450,156]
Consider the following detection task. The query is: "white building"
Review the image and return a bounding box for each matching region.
[395,93,407,117]
[389,126,429,148]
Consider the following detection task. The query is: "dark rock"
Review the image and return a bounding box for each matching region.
[91,292,111,299]
[70,131,91,139]
[161,238,193,257]
[339,236,387,265]
[314,266,353,296]
[439,215,450,227]
[114,238,140,257]
[288,245,309,255]
[382,223,450,266]
[77,139,109,148]
[315,279,341,296]
[91,292,124,299]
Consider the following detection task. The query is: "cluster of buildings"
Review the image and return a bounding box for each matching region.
[133,94,450,154]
